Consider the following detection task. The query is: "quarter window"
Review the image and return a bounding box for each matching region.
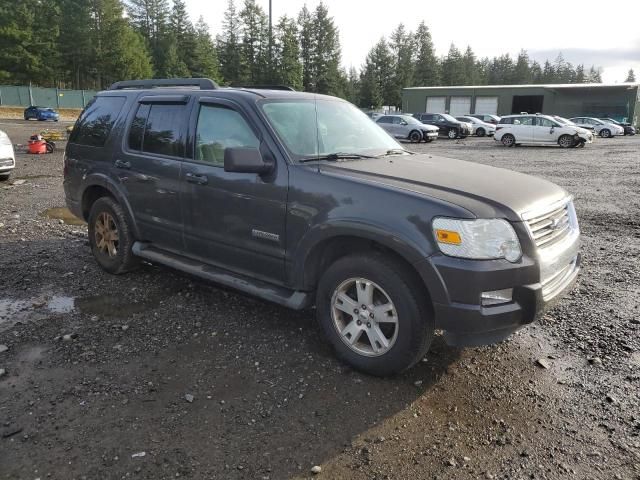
[536,118,555,127]
[70,96,126,147]
[195,104,259,166]
[142,104,186,157]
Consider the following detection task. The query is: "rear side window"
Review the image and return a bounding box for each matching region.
[499,117,513,124]
[378,116,392,124]
[127,103,186,157]
[70,96,126,147]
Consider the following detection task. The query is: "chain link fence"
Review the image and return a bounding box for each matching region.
[0,85,97,108]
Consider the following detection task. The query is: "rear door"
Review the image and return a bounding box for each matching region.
[512,116,534,142]
[376,116,396,136]
[180,97,288,284]
[117,95,189,251]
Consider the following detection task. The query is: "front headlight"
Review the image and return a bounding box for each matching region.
[432,217,522,262]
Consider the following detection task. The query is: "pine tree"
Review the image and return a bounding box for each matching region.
[218,0,243,85]
[530,61,543,84]
[169,0,198,74]
[343,66,360,105]
[541,60,555,83]
[625,69,636,83]
[298,5,314,91]
[462,46,478,85]
[0,0,41,84]
[273,15,302,90]
[413,22,439,86]
[311,3,342,95]
[239,0,270,85]
[58,0,94,88]
[513,50,531,84]
[575,64,586,83]
[587,66,602,83]
[441,44,465,85]
[389,24,414,107]
[192,17,222,82]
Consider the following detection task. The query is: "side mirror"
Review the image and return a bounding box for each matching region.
[224,147,273,174]
[401,120,408,125]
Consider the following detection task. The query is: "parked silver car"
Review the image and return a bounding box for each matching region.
[456,116,496,137]
[376,114,439,143]
[569,117,624,138]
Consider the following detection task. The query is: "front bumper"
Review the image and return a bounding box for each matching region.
[428,229,580,347]
[422,130,438,139]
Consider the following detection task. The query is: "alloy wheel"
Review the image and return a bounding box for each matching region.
[331,277,399,357]
[94,212,119,257]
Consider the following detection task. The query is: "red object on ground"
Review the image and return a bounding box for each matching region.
[28,138,48,154]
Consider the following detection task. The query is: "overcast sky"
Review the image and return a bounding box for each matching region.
[185,0,640,84]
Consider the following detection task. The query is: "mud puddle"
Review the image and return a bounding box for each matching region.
[41,207,85,225]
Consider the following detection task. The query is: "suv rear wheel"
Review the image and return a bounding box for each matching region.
[88,197,139,274]
[316,254,434,376]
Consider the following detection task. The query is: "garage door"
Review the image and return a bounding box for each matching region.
[426,96,446,113]
[474,96,498,115]
[449,96,471,116]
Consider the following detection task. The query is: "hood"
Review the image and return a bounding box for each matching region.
[319,154,568,221]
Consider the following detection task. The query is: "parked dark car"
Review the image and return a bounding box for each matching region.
[64,78,581,376]
[412,113,471,139]
[469,114,501,125]
[598,118,636,136]
[24,106,60,121]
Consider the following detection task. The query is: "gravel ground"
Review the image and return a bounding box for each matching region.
[1,120,639,480]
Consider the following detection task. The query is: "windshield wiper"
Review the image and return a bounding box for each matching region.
[377,148,414,157]
[299,152,377,163]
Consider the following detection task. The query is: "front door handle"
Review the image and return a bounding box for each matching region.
[114,159,131,169]
[185,172,209,185]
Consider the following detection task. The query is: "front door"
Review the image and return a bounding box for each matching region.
[180,98,288,284]
[533,117,560,143]
[512,116,535,142]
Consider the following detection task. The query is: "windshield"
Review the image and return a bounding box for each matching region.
[602,118,620,125]
[261,98,401,160]
[402,116,422,125]
[441,113,457,122]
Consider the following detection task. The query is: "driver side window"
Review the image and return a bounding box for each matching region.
[195,104,259,166]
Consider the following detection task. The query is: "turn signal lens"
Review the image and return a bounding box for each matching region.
[435,229,461,245]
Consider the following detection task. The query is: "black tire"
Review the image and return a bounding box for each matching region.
[408,130,422,143]
[558,134,574,148]
[45,142,54,154]
[447,128,458,139]
[476,127,486,137]
[316,253,434,376]
[0,173,10,181]
[600,129,611,138]
[501,134,515,147]
[87,196,139,275]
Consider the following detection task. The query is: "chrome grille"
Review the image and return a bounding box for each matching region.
[526,203,571,249]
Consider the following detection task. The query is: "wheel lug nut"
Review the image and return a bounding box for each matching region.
[356,320,362,325]
[354,309,359,314]
[369,312,374,319]
[361,305,367,310]
[366,322,372,328]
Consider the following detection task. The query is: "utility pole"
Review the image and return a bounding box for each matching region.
[268,0,273,81]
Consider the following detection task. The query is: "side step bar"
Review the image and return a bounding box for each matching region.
[132,242,311,310]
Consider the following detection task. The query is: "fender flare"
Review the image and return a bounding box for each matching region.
[80,173,141,239]
[290,220,448,304]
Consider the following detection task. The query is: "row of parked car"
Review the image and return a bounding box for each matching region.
[368,110,635,147]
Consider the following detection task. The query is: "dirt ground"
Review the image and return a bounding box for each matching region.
[1,119,639,480]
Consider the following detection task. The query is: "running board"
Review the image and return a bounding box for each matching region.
[132,242,311,310]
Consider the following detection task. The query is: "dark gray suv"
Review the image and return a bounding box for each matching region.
[64,78,581,376]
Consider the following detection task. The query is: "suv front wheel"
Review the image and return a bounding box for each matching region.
[88,197,139,274]
[447,128,458,139]
[316,254,434,376]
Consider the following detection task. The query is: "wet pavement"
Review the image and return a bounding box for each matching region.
[0,119,639,479]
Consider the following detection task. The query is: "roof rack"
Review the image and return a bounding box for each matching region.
[109,78,218,90]
[234,85,296,91]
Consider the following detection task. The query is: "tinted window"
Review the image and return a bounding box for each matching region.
[195,104,259,166]
[377,116,393,124]
[142,104,186,157]
[499,117,513,124]
[392,117,402,125]
[420,114,433,121]
[127,104,150,151]
[70,96,126,147]
[513,116,534,126]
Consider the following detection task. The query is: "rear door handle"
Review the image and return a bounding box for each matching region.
[185,172,208,185]
[114,159,131,169]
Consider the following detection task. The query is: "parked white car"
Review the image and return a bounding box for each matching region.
[0,130,15,181]
[456,116,496,137]
[569,117,624,138]
[495,114,594,148]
